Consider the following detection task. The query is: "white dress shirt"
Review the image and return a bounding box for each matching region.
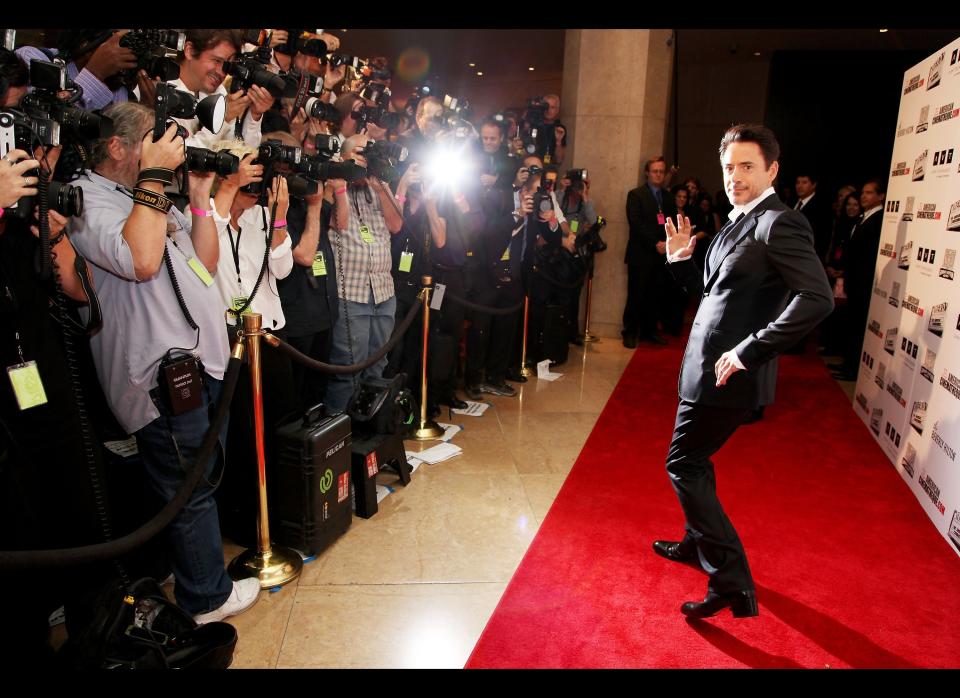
[168,78,263,149]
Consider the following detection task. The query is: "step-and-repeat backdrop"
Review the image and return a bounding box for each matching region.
[854,37,960,558]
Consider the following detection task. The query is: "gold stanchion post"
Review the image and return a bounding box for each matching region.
[583,275,599,343]
[228,312,303,588]
[520,295,534,377]
[410,275,444,440]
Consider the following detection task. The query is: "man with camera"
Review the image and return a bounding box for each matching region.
[171,29,274,149]
[556,169,598,345]
[478,118,515,194]
[68,101,260,624]
[324,133,404,413]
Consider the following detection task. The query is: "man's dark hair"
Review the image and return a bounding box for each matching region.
[0,48,28,88]
[862,178,887,195]
[333,91,362,128]
[184,29,243,57]
[795,171,819,184]
[479,118,505,137]
[644,156,666,174]
[719,123,780,169]
[56,29,112,61]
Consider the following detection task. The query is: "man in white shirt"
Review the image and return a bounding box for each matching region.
[171,29,274,149]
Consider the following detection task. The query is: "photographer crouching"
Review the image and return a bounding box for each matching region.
[69,102,261,623]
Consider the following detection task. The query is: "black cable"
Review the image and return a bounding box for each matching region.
[268,296,422,374]
[0,355,243,570]
[227,199,277,320]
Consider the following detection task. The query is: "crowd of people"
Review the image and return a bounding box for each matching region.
[0,27,602,662]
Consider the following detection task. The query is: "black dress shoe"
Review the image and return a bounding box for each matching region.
[742,406,765,424]
[505,369,528,383]
[652,540,697,564]
[645,334,668,346]
[681,590,759,619]
[623,336,639,349]
[441,396,468,410]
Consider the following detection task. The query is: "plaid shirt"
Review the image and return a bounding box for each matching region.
[331,184,395,304]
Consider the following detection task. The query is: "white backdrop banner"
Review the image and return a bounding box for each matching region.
[854,37,960,557]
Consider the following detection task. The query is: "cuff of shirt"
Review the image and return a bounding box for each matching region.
[270,234,293,257]
[730,350,745,370]
[209,198,231,226]
[74,68,116,111]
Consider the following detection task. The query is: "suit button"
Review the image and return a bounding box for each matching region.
[703,292,709,297]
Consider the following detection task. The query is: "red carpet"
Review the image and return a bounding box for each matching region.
[467,339,960,668]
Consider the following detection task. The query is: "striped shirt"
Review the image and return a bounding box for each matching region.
[16,46,129,111]
[330,184,395,304]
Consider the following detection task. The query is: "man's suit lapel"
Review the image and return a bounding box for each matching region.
[703,194,777,292]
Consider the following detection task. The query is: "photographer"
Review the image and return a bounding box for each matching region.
[69,102,261,623]
[171,29,274,149]
[401,95,443,167]
[0,47,29,107]
[16,29,135,110]
[478,118,514,193]
[557,169,598,344]
[324,133,404,413]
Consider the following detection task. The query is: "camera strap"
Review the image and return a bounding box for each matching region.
[226,203,275,321]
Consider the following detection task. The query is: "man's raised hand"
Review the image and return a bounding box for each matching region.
[665,213,696,262]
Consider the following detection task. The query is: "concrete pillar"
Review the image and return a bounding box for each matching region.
[561,29,675,339]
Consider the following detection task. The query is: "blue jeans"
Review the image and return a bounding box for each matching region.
[325,291,397,413]
[135,375,232,615]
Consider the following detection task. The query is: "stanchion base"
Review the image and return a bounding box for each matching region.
[583,332,600,343]
[409,419,445,440]
[520,366,534,377]
[228,546,303,589]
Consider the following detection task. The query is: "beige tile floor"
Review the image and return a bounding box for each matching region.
[221,339,638,669]
[47,341,858,664]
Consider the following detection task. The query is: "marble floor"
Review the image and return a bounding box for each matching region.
[220,339,638,669]
[204,341,856,669]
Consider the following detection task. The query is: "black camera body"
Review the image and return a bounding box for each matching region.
[297,155,365,184]
[314,133,341,158]
[575,215,608,257]
[275,30,327,58]
[525,97,547,127]
[328,53,366,70]
[225,50,285,99]
[242,139,315,201]
[184,147,238,176]
[357,139,407,181]
[305,96,340,122]
[23,60,114,145]
[118,29,184,85]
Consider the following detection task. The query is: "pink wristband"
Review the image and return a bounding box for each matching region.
[395,194,406,205]
[335,187,347,196]
[0,207,4,219]
[190,206,214,217]
[273,219,287,228]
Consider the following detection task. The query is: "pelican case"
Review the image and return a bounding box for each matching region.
[272,406,353,556]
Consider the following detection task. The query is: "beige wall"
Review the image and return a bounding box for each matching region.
[561,29,676,339]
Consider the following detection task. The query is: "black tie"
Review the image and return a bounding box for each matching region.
[655,188,663,209]
[709,212,746,269]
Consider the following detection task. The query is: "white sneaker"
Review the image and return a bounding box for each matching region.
[193,577,261,625]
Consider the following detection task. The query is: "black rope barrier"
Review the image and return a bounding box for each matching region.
[269,293,423,374]
[443,292,523,316]
[0,356,244,570]
[532,263,588,290]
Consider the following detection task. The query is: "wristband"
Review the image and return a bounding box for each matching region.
[395,194,406,205]
[51,230,67,246]
[0,207,4,219]
[132,187,174,214]
[273,219,287,228]
[190,205,215,217]
[335,187,347,196]
[137,168,176,187]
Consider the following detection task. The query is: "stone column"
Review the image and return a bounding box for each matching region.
[561,29,675,339]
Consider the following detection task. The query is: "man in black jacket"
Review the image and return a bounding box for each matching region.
[623,157,675,347]
[655,124,833,619]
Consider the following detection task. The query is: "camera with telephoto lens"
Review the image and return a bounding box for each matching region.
[48,179,84,217]
[118,29,184,85]
[243,172,317,200]
[152,82,224,141]
[184,147,238,176]
[357,82,402,130]
[22,60,114,145]
[224,50,285,99]
[524,96,547,126]
[274,30,327,57]
[297,154,365,183]
[357,139,407,181]
[257,139,302,167]
[314,133,340,158]
[575,215,608,257]
[304,96,340,122]
[567,168,588,193]
[240,139,304,199]
[328,53,367,70]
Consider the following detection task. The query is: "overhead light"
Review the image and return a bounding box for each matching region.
[879,28,889,33]
[476,71,483,76]
[528,66,535,71]
[753,51,761,56]
[468,62,476,67]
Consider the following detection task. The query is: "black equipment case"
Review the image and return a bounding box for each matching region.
[273,407,353,556]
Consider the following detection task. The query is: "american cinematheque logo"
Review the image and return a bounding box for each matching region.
[931,421,956,462]
[940,368,960,400]
[880,242,896,258]
[932,102,959,125]
[901,442,917,478]
[886,379,906,407]
[928,302,947,337]
[904,74,925,94]
[910,400,927,434]
[940,249,956,280]
[892,160,912,177]
[920,347,937,382]
[916,203,941,221]
[919,468,946,515]
[902,293,924,316]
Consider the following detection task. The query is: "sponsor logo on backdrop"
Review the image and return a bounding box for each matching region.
[880,241,896,258]
[886,380,907,407]
[921,348,937,382]
[913,151,927,181]
[953,49,959,66]
[903,196,916,222]
[900,335,920,363]
[884,327,899,355]
[898,120,915,138]
[948,201,960,232]
[916,203,942,221]
[919,468,946,515]
[892,160,912,177]
[929,302,947,337]
[904,74,925,94]
[875,361,887,389]
[928,53,944,90]
[940,249,956,280]
[950,511,960,553]
[856,391,869,413]
[890,281,901,307]
[903,293,925,316]
[917,105,930,132]
[910,400,927,434]
[884,420,903,448]
[862,351,875,370]
[932,102,959,125]
[899,241,913,270]
[917,247,937,275]
[901,442,917,478]
[870,407,883,435]
[874,283,888,300]
[940,369,960,400]
[931,421,956,462]
[932,148,956,167]
[868,319,884,338]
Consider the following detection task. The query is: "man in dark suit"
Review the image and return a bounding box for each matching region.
[623,157,676,347]
[794,172,834,262]
[654,124,834,618]
[831,179,885,381]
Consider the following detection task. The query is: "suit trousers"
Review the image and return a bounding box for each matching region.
[623,257,660,338]
[665,399,755,594]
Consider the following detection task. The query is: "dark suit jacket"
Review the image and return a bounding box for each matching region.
[625,183,675,265]
[840,210,883,306]
[796,192,834,262]
[669,193,834,408]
